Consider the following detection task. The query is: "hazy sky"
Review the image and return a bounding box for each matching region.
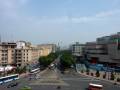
[0,0,120,45]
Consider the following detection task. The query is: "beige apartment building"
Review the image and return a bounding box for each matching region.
[15,41,40,67]
[37,44,57,57]
[0,41,57,67]
[0,42,16,66]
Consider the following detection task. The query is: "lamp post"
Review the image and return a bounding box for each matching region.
[3,64,6,77]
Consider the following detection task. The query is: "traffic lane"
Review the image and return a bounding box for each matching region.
[0,85,7,90]
[1,81,30,90]
[101,80,120,90]
[0,79,20,89]
[0,76,31,90]
[60,72,120,90]
[30,84,86,90]
[77,74,120,90]
[60,72,91,79]
[62,78,120,90]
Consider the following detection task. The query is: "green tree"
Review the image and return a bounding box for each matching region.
[60,51,75,69]
[39,53,59,68]
[15,66,26,74]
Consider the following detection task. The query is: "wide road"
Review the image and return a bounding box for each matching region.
[0,54,120,90]
[1,68,120,90]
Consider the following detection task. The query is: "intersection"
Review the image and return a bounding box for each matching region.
[1,67,120,90]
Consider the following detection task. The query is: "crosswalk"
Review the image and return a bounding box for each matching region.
[62,77,100,81]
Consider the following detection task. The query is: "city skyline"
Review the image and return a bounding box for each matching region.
[0,0,120,45]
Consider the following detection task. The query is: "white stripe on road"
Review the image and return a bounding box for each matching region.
[62,78,100,81]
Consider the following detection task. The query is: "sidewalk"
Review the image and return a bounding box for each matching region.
[77,70,120,85]
[19,72,29,78]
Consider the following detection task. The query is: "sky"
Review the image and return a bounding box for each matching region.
[0,0,120,46]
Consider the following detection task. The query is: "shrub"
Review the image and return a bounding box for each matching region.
[81,70,84,73]
[110,72,115,80]
[103,73,106,79]
[91,73,94,76]
[86,69,90,75]
[117,78,120,82]
[20,86,32,90]
[96,70,100,77]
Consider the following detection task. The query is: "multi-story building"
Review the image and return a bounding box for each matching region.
[85,32,120,66]
[15,41,39,67]
[37,44,57,57]
[0,42,16,66]
[71,42,85,57]
[0,41,57,67]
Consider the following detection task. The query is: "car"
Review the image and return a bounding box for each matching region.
[88,83,103,90]
[7,82,19,88]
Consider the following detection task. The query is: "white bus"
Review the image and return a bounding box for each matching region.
[30,68,40,74]
[0,74,19,84]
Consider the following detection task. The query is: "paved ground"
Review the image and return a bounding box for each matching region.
[29,69,68,86]
[1,56,119,90]
[1,67,120,90]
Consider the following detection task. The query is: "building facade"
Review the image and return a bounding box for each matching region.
[71,42,85,57]
[15,41,39,67]
[37,44,57,57]
[0,42,16,66]
[0,41,57,67]
[85,32,120,65]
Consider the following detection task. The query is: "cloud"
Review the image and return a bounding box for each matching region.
[28,9,119,25]
[0,0,28,18]
[67,9,120,23]
[34,9,120,24]
[95,9,120,17]
[0,0,120,44]
[0,0,120,24]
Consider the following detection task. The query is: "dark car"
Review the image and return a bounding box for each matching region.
[7,82,19,88]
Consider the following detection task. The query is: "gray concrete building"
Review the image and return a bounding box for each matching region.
[85,32,120,66]
[71,42,85,57]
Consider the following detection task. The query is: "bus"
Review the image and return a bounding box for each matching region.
[30,68,40,74]
[88,83,103,90]
[0,74,19,84]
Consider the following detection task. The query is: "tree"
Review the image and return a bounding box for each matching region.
[15,66,26,74]
[60,52,75,69]
[39,53,59,68]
